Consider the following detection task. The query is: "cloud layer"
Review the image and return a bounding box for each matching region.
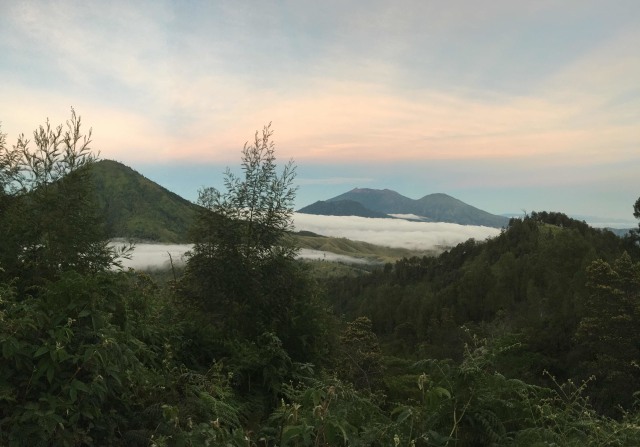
[116,243,191,271]
[115,214,502,269]
[293,213,500,250]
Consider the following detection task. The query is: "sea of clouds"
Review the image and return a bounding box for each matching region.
[116,213,502,270]
[291,213,501,250]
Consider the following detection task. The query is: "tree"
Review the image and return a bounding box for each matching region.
[631,196,640,242]
[0,110,118,289]
[337,317,385,392]
[193,123,297,261]
[574,252,640,413]
[180,124,303,340]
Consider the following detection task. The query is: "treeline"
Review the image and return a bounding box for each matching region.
[327,211,640,414]
[1,112,640,446]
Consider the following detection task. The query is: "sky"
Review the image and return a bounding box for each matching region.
[1,0,639,223]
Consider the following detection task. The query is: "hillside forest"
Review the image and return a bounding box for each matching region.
[1,111,640,446]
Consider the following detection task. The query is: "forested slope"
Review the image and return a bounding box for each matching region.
[327,211,640,413]
[92,159,197,242]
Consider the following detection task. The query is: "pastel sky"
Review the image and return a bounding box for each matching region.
[1,0,638,222]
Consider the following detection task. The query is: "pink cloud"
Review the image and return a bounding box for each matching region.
[2,74,636,170]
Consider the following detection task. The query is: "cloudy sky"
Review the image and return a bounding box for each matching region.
[1,1,638,222]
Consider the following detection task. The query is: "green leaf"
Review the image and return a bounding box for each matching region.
[72,379,89,393]
[2,340,13,358]
[46,365,55,384]
[34,345,49,358]
[281,425,304,445]
[326,420,349,444]
[310,388,325,407]
[83,348,94,363]
[428,430,452,446]
[393,406,413,424]
[69,412,80,424]
[433,386,451,399]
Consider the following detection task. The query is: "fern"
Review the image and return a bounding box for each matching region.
[466,408,507,445]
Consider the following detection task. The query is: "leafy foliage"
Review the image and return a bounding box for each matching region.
[0,269,248,446]
[0,110,118,290]
[179,124,318,346]
[264,377,391,446]
[337,317,385,392]
[574,252,640,413]
[190,123,297,263]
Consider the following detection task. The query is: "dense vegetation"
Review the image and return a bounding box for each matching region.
[1,113,639,446]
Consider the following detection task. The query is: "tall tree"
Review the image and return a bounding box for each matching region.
[0,110,117,289]
[180,124,302,339]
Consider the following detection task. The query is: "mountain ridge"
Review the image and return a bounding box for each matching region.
[299,187,509,228]
[297,199,393,219]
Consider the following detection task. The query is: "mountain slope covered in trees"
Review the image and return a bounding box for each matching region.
[92,159,198,242]
[327,211,640,414]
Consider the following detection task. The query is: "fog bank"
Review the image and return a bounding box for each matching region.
[114,215,502,270]
[114,243,192,270]
[293,213,501,251]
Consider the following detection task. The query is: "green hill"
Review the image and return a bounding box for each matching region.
[91,159,198,242]
[294,231,440,264]
[327,212,639,409]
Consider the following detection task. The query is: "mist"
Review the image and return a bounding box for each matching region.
[115,243,192,271]
[114,214,502,270]
[297,248,373,264]
[292,213,501,251]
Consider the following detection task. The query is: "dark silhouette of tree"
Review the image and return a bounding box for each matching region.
[0,109,118,290]
[181,124,299,336]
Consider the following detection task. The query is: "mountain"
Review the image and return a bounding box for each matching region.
[327,188,416,214]
[412,193,508,227]
[304,188,509,228]
[297,199,392,219]
[91,160,198,242]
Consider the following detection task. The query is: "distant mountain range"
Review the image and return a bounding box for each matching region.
[91,161,631,244]
[298,188,509,228]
